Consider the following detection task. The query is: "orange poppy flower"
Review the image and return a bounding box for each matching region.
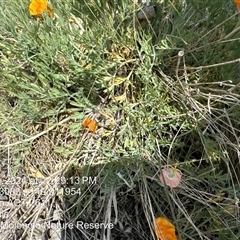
[82,118,98,132]
[234,0,240,11]
[153,217,177,240]
[28,0,52,17]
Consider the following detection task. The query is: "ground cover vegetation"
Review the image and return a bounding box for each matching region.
[0,0,240,239]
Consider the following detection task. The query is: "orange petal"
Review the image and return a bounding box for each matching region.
[154,217,178,240]
[234,0,240,11]
[82,118,98,132]
[29,0,52,17]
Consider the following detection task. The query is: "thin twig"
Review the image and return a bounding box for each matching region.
[185,58,240,70]
[0,117,70,148]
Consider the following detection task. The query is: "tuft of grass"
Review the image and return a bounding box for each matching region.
[0,0,240,239]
